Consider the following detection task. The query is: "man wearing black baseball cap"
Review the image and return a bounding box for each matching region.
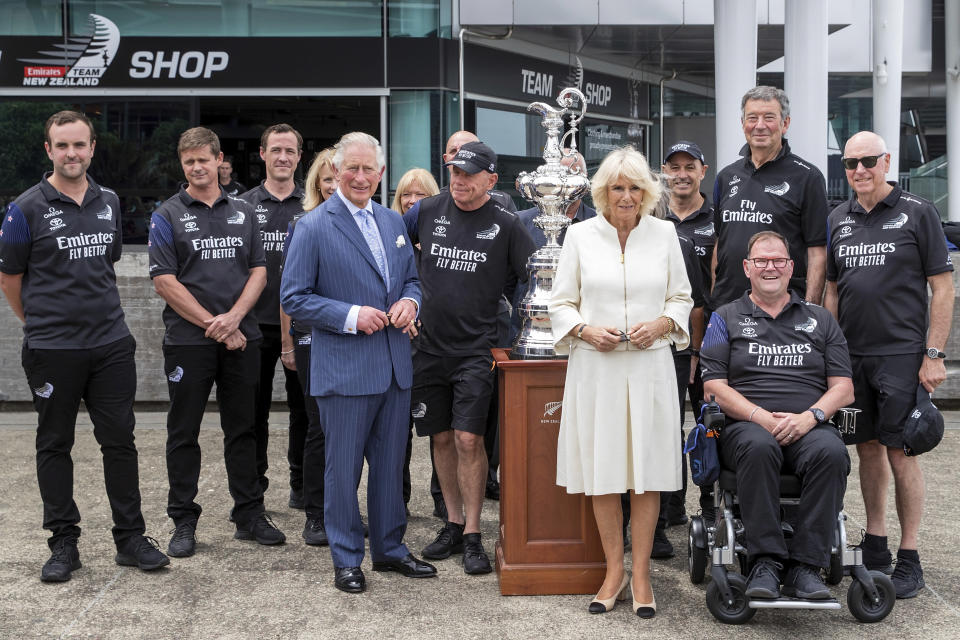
[652,140,714,556]
[403,140,536,575]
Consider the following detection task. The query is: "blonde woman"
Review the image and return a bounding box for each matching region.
[549,145,693,618]
[302,148,337,211]
[392,168,439,214]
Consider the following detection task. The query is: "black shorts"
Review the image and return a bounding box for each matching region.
[411,351,495,436]
[846,353,923,448]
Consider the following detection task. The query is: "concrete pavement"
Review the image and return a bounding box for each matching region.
[1,409,959,639]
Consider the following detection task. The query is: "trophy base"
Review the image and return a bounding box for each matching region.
[509,344,568,360]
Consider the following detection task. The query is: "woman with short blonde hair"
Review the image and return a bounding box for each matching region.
[392,168,439,214]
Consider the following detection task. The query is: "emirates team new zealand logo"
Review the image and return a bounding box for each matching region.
[19,13,120,86]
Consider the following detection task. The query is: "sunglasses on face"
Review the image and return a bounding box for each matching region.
[841,154,885,170]
[749,257,789,268]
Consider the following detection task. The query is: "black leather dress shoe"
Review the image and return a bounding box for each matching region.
[334,566,366,593]
[372,553,438,578]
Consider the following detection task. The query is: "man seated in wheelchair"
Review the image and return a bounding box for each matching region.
[699,231,854,600]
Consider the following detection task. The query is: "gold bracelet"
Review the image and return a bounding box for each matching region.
[658,316,675,340]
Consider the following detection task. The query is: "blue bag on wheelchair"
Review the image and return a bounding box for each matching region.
[684,403,721,486]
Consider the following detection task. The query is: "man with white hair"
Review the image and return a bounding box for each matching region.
[281,131,436,593]
[825,130,954,599]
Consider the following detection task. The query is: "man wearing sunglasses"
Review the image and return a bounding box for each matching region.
[711,86,829,310]
[824,130,954,599]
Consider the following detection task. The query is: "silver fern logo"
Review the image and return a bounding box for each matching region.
[543,402,563,417]
[167,366,184,382]
[412,403,427,419]
[764,182,791,196]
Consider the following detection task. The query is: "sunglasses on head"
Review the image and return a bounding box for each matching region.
[841,154,885,170]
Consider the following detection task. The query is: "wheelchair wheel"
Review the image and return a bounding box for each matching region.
[688,517,708,584]
[847,571,895,623]
[706,573,756,625]
[826,550,844,585]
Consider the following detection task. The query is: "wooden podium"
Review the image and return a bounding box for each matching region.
[492,348,605,595]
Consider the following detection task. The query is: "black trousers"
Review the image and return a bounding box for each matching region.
[23,335,145,548]
[253,324,309,493]
[163,342,265,526]
[720,421,850,568]
[295,334,326,520]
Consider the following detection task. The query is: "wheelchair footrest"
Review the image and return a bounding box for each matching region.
[748,597,840,610]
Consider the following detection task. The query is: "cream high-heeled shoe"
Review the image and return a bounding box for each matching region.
[632,581,657,618]
[588,572,630,614]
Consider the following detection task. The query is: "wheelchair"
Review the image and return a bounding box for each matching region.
[687,402,895,624]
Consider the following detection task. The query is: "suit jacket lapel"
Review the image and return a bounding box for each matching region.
[328,194,383,281]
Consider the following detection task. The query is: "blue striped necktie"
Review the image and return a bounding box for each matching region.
[357,210,387,280]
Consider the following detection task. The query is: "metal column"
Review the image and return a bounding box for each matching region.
[784,0,828,177]
[872,0,904,180]
[714,0,758,168]
[946,0,959,220]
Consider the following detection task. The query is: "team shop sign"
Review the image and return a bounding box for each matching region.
[4,13,380,89]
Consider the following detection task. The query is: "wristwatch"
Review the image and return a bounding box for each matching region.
[925,347,946,359]
[808,407,826,424]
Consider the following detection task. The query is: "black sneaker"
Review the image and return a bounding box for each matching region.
[167,521,197,558]
[235,513,286,545]
[891,554,925,599]
[115,535,170,571]
[288,488,304,510]
[745,557,783,599]
[853,531,894,575]
[462,532,492,575]
[302,517,328,546]
[41,537,81,583]
[650,527,674,559]
[422,521,464,560]
[666,512,689,527]
[782,563,831,599]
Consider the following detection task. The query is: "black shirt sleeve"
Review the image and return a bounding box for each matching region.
[917,205,953,277]
[0,202,32,275]
[699,307,731,381]
[680,236,705,308]
[148,209,179,278]
[822,311,852,378]
[508,217,537,283]
[801,169,829,247]
[404,200,421,245]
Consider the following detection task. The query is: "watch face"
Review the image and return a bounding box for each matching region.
[811,408,826,423]
[927,348,943,359]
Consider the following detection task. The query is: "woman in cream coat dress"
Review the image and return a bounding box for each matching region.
[549,146,693,618]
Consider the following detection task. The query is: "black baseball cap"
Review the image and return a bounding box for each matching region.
[664,140,706,164]
[903,384,945,456]
[444,141,497,174]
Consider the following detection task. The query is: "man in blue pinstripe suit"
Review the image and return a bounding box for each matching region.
[281,132,437,593]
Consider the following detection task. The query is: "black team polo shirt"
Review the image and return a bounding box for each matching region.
[148,185,265,345]
[404,191,535,357]
[666,193,716,304]
[712,140,828,307]
[827,183,953,357]
[700,291,851,415]
[0,173,129,349]
[240,182,305,326]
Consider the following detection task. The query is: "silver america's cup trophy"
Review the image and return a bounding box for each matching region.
[511,87,590,359]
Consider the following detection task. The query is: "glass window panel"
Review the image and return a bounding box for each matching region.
[388,0,439,37]
[0,0,62,35]
[66,0,382,37]
[389,91,435,192]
